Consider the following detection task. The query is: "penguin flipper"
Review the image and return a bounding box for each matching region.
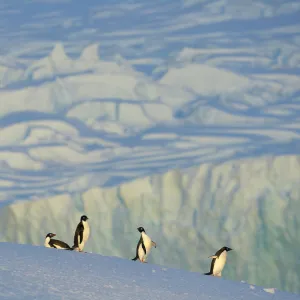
[142,240,146,255]
[74,223,84,246]
[133,236,143,261]
[48,240,57,249]
[151,241,157,248]
[79,228,84,244]
[208,255,218,259]
[49,239,73,250]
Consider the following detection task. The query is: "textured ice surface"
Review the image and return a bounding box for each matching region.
[1,0,300,294]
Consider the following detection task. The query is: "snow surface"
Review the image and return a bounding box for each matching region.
[1,0,300,295]
[0,242,298,300]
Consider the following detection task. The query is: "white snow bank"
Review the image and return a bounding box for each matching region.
[159,64,250,95]
[0,242,297,300]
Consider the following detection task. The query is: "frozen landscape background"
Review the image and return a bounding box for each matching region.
[1,0,300,295]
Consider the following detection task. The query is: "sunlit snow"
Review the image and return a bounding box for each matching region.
[1,0,300,295]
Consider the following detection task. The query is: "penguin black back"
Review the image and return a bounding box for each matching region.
[72,215,90,251]
[45,233,72,250]
[132,236,144,261]
[73,222,84,247]
[132,227,146,261]
[204,246,232,276]
[49,239,72,250]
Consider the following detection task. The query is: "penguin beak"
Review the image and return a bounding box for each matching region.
[228,248,232,251]
[52,234,56,237]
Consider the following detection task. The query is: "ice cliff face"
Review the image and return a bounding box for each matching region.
[1,155,300,293]
[1,0,300,295]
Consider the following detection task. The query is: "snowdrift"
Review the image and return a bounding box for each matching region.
[0,242,298,300]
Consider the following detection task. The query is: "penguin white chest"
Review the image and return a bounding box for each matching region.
[76,221,90,251]
[213,251,227,275]
[44,237,51,248]
[82,221,90,243]
[138,232,152,259]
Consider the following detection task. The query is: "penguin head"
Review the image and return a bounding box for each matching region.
[81,215,89,222]
[46,233,56,238]
[224,247,232,252]
[137,227,145,233]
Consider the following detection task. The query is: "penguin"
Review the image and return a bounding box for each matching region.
[44,233,72,250]
[204,246,232,277]
[72,215,90,252]
[132,227,157,263]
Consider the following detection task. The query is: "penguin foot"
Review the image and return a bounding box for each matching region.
[72,247,82,252]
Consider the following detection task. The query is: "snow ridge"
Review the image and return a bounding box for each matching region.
[0,242,298,300]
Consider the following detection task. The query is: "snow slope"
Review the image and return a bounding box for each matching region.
[1,0,300,295]
[0,242,298,300]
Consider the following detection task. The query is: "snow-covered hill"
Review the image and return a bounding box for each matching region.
[1,0,300,295]
[0,242,297,300]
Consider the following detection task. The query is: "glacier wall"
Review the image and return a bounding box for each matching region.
[1,0,300,295]
[1,155,300,293]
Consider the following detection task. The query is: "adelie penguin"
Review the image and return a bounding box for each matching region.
[72,215,90,252]
[44,233,72,250]
[132,227,157,263]
[204,246,232,277]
